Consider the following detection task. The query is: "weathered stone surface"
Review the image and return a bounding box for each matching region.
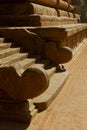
[29,26,67,41]
[0,66,49,100]
[74,13,80,19]
[28,3,57,16]
[0,15,78,26]
[0,3,57,16]
[28,24,87,41]
[57,9,68,17]
[0,28,73,65]
[62,30,87,48]
[0,53,28,66]
[0,43,11,50]
[30,0,69,11]
[0,29,43,54]
[33,71,69,111]
[42,44,73,64]
[68,12,74,17]
[0,38,5,43]
[0,0,75,13]
[68,4,75,12]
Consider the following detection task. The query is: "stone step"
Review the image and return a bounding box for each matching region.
[0,15,78,27]
[30,63,45,69]
[30,0,73,11]
[27,3,58,16]
[0,43,12,50]
[14,58,56,78]
[0,3,60,16]
[58,9,69,17]
[0,35,70,120]
[28,24,87,40]
[0,48,20,59]
[33,71,69,112]
[0,0,75,14]
[17,58,36,70]
[45,67,56,78]
[0,38,5,43]
[0,53,28,66]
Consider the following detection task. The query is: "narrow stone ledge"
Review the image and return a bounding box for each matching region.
[0,15,78,26]
[33,71,69,112]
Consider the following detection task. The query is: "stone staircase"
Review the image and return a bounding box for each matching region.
[0,0,87,123]
[0,36,69,120]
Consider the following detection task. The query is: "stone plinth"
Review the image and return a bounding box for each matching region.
[0,100,30,122]
[0,15,78,27]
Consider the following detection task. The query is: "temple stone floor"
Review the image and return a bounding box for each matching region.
[0,39,87,130]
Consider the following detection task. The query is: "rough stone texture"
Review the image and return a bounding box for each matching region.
[68,12,74,17]
[57,9,68,17]
[28,24,87,41]
[0,0,85,125]
[68,4,75,12]
[0,29,43,53]
[0,25,87,64]
[27,3,58,16]
[0,28,74,65]
[0,38,86,129]
[0,3,58,16]
[62,30,86,48]
[33,71,69,111]
[74,13,80,19]
[0,66,49,100]
[30,0,69,11]
[0,15,78,26]
[0,0,75,13]
[0,3,71,16]
[42,44,73,64]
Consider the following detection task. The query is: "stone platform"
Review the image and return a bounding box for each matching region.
[0,32,70,121]
[0,0,86,126]
[0,37,86,130]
